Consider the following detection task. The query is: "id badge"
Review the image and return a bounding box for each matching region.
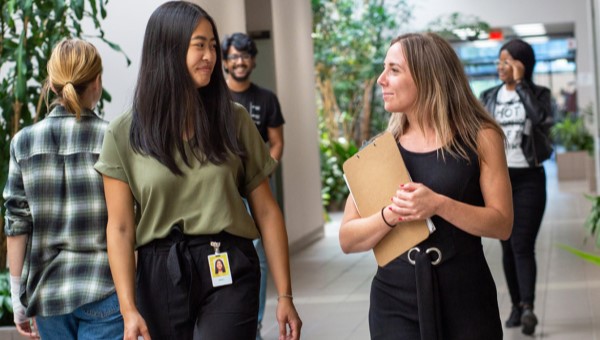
[208,241,233,287]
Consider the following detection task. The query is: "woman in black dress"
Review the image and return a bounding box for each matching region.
[339,32,513,340]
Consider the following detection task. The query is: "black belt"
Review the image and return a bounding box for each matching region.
[397,236,479,340]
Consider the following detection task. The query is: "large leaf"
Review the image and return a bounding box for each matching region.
[55,0,66,18]
[71,0,85,20]
[584,194,600,247]
[99,36,131,66]
[558,244,600,266]
[15,34,27,101]
[100,0,107,18]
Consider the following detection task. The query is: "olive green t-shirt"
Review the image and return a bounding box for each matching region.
[94,103,276,247]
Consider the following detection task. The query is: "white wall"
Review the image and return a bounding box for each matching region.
[94,0,166,120]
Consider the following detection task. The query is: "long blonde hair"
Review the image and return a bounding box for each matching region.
[42,38,103,119]
[386,32,503,160]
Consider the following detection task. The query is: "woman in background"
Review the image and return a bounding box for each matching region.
[480,38,552,336]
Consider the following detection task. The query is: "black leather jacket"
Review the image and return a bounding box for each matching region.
[480,80,552,167]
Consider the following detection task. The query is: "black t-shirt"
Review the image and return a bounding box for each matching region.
[230,83,285,142]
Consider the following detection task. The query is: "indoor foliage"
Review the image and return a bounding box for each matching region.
[312,0,412,212]
[557,105,600,265]
[551,105,594,155]
[426,12,490,42]
[0,0,129,269]
[0,270,11,326]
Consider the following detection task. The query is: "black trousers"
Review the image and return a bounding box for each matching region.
[136,229,260,340]
[501,166,547,307]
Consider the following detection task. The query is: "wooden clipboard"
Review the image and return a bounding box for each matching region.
[343,132,430,267]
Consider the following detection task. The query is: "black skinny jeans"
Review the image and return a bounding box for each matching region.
[501,166,547,308]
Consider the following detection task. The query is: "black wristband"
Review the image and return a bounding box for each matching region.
[381,207,395,228]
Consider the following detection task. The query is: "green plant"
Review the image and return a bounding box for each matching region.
[0,0,129,269]
[558,194,600,266]
[426,12,490,41]
[583,194,600,248]
[550,114,594,155]
[319,115,359,213]
[558,245,600,266]
[312,0,411,147]
[0,270,13,326]
[312,0,411,212]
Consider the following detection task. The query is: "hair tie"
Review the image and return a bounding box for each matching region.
[65,81,74,87]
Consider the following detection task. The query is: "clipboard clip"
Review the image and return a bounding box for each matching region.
[361,139,378,148]
[357,139,378,159]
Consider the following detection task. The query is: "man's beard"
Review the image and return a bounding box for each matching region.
[230,66,252,82]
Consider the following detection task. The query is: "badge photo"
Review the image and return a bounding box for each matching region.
[208,252,233,287]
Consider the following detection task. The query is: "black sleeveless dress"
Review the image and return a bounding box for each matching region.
[368,143,502,340]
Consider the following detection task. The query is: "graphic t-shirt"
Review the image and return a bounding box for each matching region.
[494,85,529,168]
[230,83,285,142]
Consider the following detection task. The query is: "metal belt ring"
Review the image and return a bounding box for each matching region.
[407,247,420,265]
[426,247,442,265]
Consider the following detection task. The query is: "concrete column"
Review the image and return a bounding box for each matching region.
[270,1,325,251]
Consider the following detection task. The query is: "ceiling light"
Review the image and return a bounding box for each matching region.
[512,23,546,37]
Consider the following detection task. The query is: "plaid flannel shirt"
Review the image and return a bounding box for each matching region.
[3,105,115,317]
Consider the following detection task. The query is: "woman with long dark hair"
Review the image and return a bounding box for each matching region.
[94,2,301,339]
[480,39,552,336]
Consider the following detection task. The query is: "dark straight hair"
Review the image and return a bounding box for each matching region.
[221,32,258,59]
[130,1,245,175]
[500,39,536,82]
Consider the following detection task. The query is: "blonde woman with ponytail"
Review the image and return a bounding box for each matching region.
[3,38,123,340]
[339,33,513,340]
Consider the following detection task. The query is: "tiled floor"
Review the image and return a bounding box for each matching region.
[259,160,600,339]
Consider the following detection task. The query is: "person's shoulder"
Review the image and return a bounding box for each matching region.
[531,82,551,94]
[480,84,501,100]
[250,83,278,97]
[10,124,35,149]
[232,101,248,116]
[84,110,110,130]
[107,110,133,133]
[517,80,551,97]
[477,125,504,146]
[231,102,253,124]
[11,109,66,146]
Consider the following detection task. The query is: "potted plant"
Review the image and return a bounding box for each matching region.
[551,108,594,182]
